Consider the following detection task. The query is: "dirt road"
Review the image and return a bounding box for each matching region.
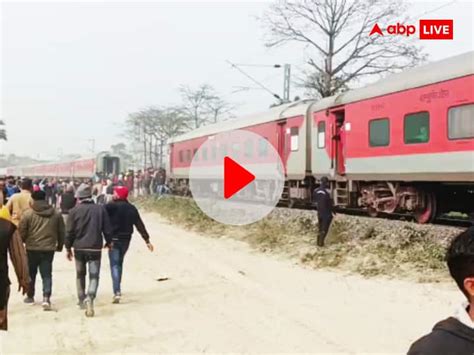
[1,213,462,354]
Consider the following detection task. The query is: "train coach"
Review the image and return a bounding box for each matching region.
[6,152,121,179]
[168,51,474,223]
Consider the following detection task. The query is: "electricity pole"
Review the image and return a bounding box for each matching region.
[283,64,291,102]
[88,139,95,154]
[228,61,292,103]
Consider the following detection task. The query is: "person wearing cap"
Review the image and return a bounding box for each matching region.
[0,206,29,330]
[105,185,154,304]
[59,184,76,223]
[312,176,336,247]
[6,178,33,226]
[19,190,65,310]
[65,183,113,317]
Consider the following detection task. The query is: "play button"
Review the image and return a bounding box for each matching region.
[189,129,284,225]
[224,157,255,199]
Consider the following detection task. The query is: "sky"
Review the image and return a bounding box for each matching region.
[1,0,473,160]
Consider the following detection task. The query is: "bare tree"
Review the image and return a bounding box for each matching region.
[262,0,426,97]
[179,84,235,128]
[125,106,191,169]
[206,98,235,124]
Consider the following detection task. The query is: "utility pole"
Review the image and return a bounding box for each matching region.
[228,61,291,103]
[283,64,291,103]
[88,139,95,154]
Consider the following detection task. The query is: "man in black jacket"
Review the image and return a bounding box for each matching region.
[312,177,335,247]
[65,184,113,317]
[105,186,153,303]
[408,227,474,355]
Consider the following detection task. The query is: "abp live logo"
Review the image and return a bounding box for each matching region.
[370,19,453,40]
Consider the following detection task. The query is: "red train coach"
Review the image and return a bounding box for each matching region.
[168,101,315,200]
[6,152,121,179]
[168,51,473,223]
[311,51,473,222]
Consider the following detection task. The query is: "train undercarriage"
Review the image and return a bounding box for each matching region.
[169,176,473,224]
[286,178,473,224]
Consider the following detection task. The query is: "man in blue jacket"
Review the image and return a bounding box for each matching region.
[312,177,335,247]
[65,183,113,318]
[105,186,154,304]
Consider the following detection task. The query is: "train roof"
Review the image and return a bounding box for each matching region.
[312,51,474,112]
[169,100,316,143]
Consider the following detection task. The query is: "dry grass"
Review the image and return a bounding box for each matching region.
[135,196,462,282]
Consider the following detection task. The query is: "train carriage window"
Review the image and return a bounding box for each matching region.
[317,121,326,148]
[231,142,240,156]
[244,139,253,158]
[186,150,192,162]
[193,148,198,161]
[290,127,299,151]
[219,144,228,158]
[369,118,390,147]
[202,147,208,161]
[404,112,430,144]
[258,138,268,157]
[179,150,184,163]
[448,104,474,139]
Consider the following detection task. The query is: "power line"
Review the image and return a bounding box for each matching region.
[226,60,283,101]
[233,63,282,68]
[416,0,457,17]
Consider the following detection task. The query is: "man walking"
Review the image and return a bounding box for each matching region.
[6,178,33,226]
[65,183,113,317]
[105,186,154,304]
[312,177,335,247]
[0,206,29,331]
[19,190,65,310]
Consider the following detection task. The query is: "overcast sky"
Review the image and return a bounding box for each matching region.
[1,0,473,159]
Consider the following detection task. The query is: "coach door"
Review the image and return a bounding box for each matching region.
[330,110,346,176]
[277,120,288,169]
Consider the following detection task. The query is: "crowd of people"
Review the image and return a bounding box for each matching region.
[0,174,473,354]
[0,174,155,329]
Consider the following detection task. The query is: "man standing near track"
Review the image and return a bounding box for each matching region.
[105,186,153,304]
[65,183,113,317]
[312,176,336,247]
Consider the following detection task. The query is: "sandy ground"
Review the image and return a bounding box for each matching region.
[0,212,463,354]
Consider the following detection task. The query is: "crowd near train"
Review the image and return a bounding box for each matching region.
[169,51,474,223]
[3,152,168,208]
[0,171,158,324]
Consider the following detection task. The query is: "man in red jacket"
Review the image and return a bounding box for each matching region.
[105,186,154,304]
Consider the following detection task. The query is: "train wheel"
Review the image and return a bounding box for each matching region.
[414,192,437,224]
[288,199,296,209]
[367,207,378,218]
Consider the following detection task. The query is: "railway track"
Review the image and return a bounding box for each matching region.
[148,193,472,229]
